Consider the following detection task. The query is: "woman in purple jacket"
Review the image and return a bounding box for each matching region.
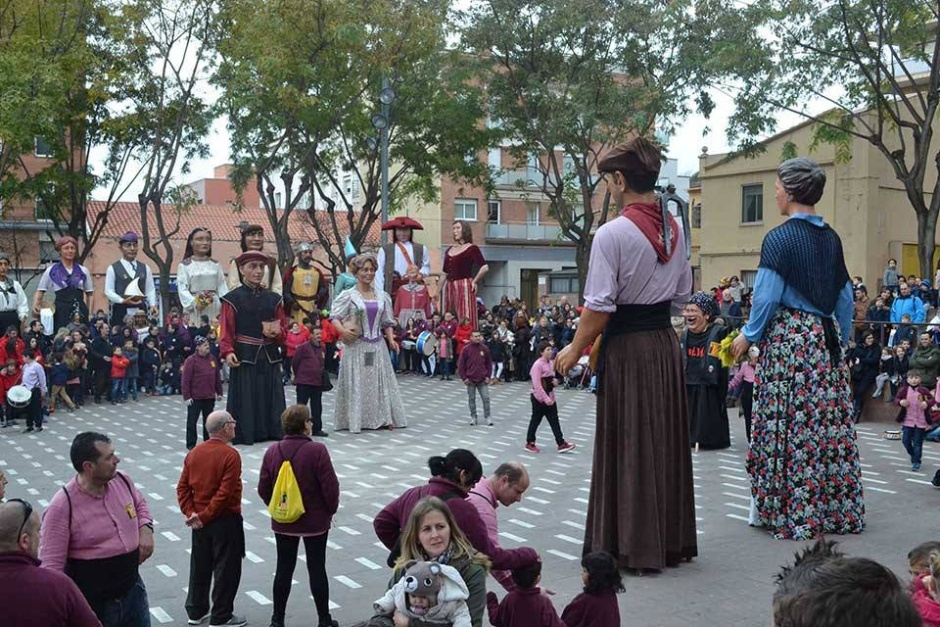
[258,404,340,627]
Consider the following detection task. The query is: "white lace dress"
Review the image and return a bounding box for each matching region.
[330,288,407,433]
[176,258,228,322]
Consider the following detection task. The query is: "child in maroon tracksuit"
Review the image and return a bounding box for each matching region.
[561,551,623,627]
[486,561,564,627]
[895,370,934,471]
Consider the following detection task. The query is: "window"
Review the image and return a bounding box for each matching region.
[487,200,501,224]
[741,184,763,224]
[692,203,702,228]
[35,136,53,158]
[550,276,579,294]
[488,148,501,170]
[526,203,540,226]
[39,235,59,263]
[741,270,758,291]
[35,186,56,221]
[455,199,478,221]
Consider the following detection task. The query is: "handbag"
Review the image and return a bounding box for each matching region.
[321,369,333,392]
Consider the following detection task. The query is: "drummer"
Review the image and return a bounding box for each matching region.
[0,253,28,334]
[32,236,94,334]
[104,232,158,326]
[19,350,46,433]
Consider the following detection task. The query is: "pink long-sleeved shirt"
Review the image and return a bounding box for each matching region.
[40,471,152,571]
[467,477,515,592]
[729,362,756,391]
[529,358,556,405]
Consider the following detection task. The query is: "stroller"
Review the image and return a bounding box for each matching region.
[563,355,593,390]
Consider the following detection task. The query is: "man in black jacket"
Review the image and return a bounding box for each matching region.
[89,323,113,403]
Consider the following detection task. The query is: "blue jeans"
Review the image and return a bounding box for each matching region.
[91,575,151,627]
[111,378,127,402]
[926,425,940,442]
[126,377,138,401]
[389,349,400,371]
[903,426,926,465]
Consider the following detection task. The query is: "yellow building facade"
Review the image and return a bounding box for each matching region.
[697,116,938,291]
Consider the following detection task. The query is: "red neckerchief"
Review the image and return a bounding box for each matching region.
[621,201,678,263]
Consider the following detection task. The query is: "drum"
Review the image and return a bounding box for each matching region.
[7,385,31,409]
[416,331,437,356]
[883,429,901,441]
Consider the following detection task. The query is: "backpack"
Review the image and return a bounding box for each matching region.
[268,441,309,524]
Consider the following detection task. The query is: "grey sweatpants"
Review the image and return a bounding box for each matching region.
[466,381,491,423]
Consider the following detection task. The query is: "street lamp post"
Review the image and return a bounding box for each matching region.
[371,77,396,245]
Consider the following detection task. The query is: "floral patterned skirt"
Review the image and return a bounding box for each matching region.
[747,308,865,540]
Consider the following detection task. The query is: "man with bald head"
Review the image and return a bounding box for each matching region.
[177,410,247,627]
[467,461,531,591]
[0,500,100,626]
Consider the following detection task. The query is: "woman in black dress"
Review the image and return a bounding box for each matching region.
[681,292,730,449]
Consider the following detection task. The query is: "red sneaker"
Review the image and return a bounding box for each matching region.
[557,441,576,454]
[524,442,540,454]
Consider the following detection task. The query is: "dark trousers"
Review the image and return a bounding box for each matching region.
[25,388,42,429]
[93,366,111,401]
[272,532,331,622]
[186,514,244,625]
[283,356,293,382]
[741,381,754,443]
[527,394,564,445]
[186,399,215,449]
[421,355,432,375]
[903,426,926,465]
[296,384,323,433]
[324,343,338,374]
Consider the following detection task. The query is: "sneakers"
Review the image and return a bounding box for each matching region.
[210,616,247,627]
[312,431,329,438]
[486,419,494,426]
[188,613,210,625]
[932,470,940,488]
[557,441,576,454]
[913,462,922,472]
[469,419,477,426]
[525,442,540,454]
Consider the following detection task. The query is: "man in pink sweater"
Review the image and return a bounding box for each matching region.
[526,341,575,454]
[467,462,530,591]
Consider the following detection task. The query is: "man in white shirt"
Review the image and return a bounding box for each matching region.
[0,253,28,333]
[376,216,431,298]
[104,232,157,326]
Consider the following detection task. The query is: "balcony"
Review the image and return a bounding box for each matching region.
[493,167,579,190]
[485,221,563,241]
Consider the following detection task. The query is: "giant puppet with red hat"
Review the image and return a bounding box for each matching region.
[376,216,431,301]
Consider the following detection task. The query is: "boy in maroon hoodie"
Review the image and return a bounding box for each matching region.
[457,330,493,426]
[487,561,564,627]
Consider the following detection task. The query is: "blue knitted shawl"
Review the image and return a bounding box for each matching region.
[758,218,850,315]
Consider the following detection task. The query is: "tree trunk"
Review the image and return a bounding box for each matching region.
[917,210,939,281]
[575,235,592,303]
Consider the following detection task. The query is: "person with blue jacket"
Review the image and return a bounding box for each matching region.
[890,283,926,324]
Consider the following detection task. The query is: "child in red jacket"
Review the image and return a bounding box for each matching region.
[284,322,309,384]
[561,551,623,627]
[454,317,473,359]
[0,359,21,427]
[110,347,131,404]
[487,561,564,627]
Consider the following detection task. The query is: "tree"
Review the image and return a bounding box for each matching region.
[723,0,940,277]
[216,0,493,279]
[108,0,217,313]
[460,0,718,300]
[7,0,150,262]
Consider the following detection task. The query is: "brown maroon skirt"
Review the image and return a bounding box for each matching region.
[583,329,698,570]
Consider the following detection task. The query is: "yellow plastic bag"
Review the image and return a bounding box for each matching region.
[269,460,306,523]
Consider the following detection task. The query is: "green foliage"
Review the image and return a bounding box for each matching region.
[780,141,798,161]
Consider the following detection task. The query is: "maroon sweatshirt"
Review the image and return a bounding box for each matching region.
[0,552,101,626]
[181,352,222,401]
[373,477,538,571]
[487,588,565,627]
[292,341,325,387]
[458,341,493,383]
[561,590,621,627]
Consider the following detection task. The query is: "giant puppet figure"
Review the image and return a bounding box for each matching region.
[104,231,158,325]
[283,241,329,327]
[376,216,431,300]
[227,223,283,294]
[333,237,359,295]
[33,236,94,332]
[555,137,696,573]
[220,251,287,445]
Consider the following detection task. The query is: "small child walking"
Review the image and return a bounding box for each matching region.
[122,339,140,402]
[526,341,575,454]
[486,562,564,627]
[110,346,130,404]
[457,329,493,426]
[895,370,934,471]
[728,346,758,442]
[561,551,624,627]
[48,355,76,413]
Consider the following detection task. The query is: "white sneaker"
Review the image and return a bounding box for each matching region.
[188,614,209,625]
[210,616,247,627]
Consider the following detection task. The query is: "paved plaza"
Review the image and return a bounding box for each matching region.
[1,377,936,626]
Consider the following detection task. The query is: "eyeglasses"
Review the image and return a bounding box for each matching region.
[9,498,32,539]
